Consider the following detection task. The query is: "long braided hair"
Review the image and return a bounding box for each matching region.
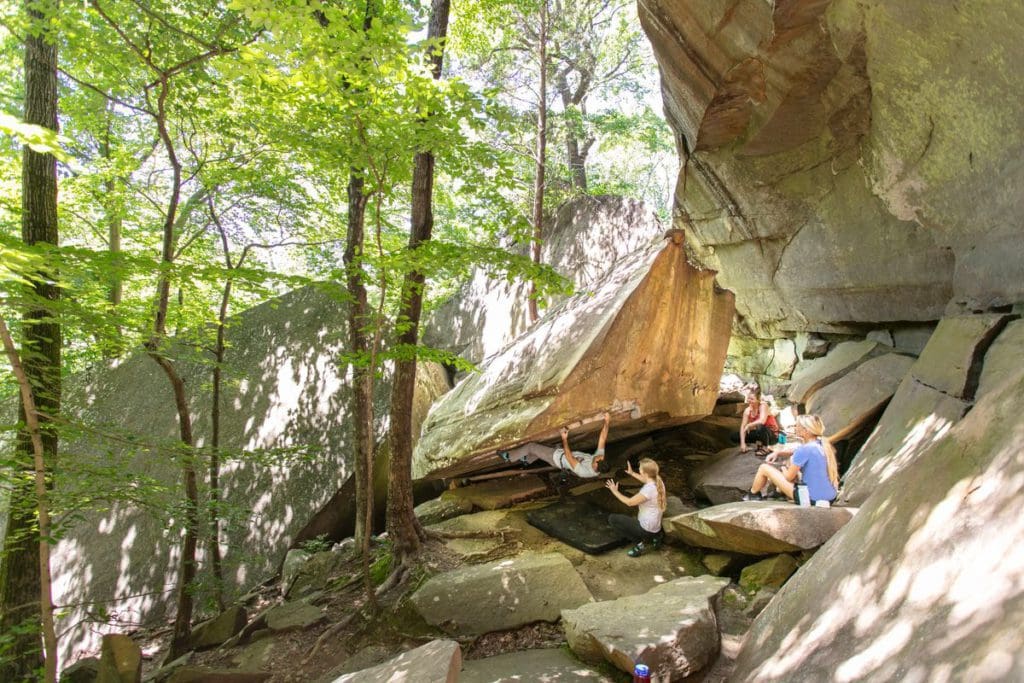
[639,458,667,512]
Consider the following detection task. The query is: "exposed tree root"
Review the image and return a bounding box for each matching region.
[424,527,517,541]
[306,611,360,660]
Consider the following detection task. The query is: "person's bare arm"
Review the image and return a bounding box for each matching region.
[596,412,610,451]
[605,479,648,507]
[624,460,644,482]
[739,407,751,451]
[766,442,797,464]
[560,427,581,468]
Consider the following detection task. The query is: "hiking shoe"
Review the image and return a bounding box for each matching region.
[627,542,646,557]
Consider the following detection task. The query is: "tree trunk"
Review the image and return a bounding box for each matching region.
[528,0,548,324]
[207,276,231,612]
[0,1,60,679]
[566,134,587,191]
[386,0,451,562]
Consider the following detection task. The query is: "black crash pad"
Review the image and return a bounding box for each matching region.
[526,499,630,555]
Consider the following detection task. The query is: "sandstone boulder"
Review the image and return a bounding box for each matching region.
[189,605,247,650]
[410,552,593,636]
[286,550,346,598]
[689,448,762,504]
[422,196,667,367]
[731,357,1024,682]
[445,475,550,511]
[911,314,1012,400]
[413,493,473,526]
[166,669,270,683]
[806,353,915,440]
[663,503,856,556]
[263,601,325,633]
[977,319,1024,400]
[331,640,461,683]
[787,341,881,405]
[413,231,735,479]
[460,648,613,683]
[562,575,729,680]
[738,555,799,593]
[96,634,141,683]
[62,657,101,683]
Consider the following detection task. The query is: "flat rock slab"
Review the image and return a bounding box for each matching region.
[912,314,1011,399]
[526,499,630,554]
[663,503,856,556]
[414,494,474,525]
[739,554,799,592]
[562,576,729,680]
[447,476,550,511]
[410,552,593,636]
[689,448,763,504]
[460,648,614,682]
[97,633,141,683]
[263,601,325,633]
[840,375,970,505]
[807,353,915,440]
[976,318,1024,400]
[189,605,247,650]
[332,640,461,683]
[788,340,881,404]
[167,669,271,683]
[575,546,706,602]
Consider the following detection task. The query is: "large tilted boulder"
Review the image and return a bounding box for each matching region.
[413,230,735,479]
[638,1,1024,336]
[332,640,462,683]
[422,195,667,367]
[410,552,593,636]
[689,448,762,504]
[561,576,729,680]
[663,502,856,556]
[731,355,1024,681]
[909,314,1013,400]
[787,341,882,405]
[806,353,915,440]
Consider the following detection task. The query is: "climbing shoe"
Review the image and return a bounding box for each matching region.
[498,451,510,462]
[741,492,764,502]
[627,542,646,557]
[651,533,664,550]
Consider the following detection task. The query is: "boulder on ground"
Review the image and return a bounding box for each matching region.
[676,416,741,453]
[280,549,310,595]
[574,546,705,601]
[413,493,473,525]
[189,605,247,650]
[663,503,856,556]
[332,640,461,683]
[96,634,141,683]
[446,475,550,511]
[460,648,614,682]
[806,353,915,440]
[911,314,1012,400]
[562,575,729,680]
[689,448,762,504]
[975,319,1024,400]
[787,341,881,405]
[410,552,592,636]
[732,357,1024,682]
[413,231,735,479]
[702,552,747,577]
[166,669,271,683]
[286,549,346,598]
[263,601,325,633]
[739,555,799,592]
[62,657,101,683]
[840,375,970,505]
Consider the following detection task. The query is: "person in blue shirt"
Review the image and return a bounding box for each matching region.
[742,414,839,504]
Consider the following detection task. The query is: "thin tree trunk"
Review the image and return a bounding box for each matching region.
[0,316,59,683]
[0,1,60,679]
[566,135,587,191]
[208,275,231,612]
[100,103,124,357]
[386,0,451,562]
[528,0,548,323]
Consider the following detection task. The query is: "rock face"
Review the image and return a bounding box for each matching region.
[663,502,856,556]
[638,0,1024,336]
[689,448,762,504]
[414,231,735,478]
[48,286,450,661]
[96,634,140,683]
[445,475,550,511]
[731,357,1024,681]
[562,576,729,680]
[460,648,613,683]
[787,340,881,405]
[422,195,668,367]
[410,552,593,636]
[806,352,914,440]
[332,640,462,683]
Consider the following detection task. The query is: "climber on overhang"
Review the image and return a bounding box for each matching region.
[499,412,612,478]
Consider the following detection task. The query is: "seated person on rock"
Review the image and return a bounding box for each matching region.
[499,412,611,478]
[742,414,839,505]
[604,457,667,557]
[734,386,779,454]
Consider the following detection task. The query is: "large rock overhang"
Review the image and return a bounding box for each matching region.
[638,0,1024,336]
[413,230,735,479]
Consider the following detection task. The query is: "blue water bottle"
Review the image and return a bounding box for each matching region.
[778,432,787,445]
[633,663,651,682]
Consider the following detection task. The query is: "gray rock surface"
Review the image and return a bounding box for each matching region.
[413,232,735,479]
[166,669,270,683]
[410,552,593,636]
[280,549,311,595]
[63,657,101,683]
[460,648,613,682]
[413,493,474,526]
[787,341,881,405]
[912,314,1012,400]
[331,640,462,683]
[286,550,346,598]
[663,503,856,556]
[562,575,729,680]
[732,357,1024,682]
[689,448,762,504]
[738,555,799,592]
[263,601,325,633]
[977,319,1024,400]
[189,605,247,650]
[806,353,915,440]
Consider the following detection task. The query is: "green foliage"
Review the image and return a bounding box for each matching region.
[299,534,332,554]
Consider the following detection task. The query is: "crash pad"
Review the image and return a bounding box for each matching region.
[526,499,630,555]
